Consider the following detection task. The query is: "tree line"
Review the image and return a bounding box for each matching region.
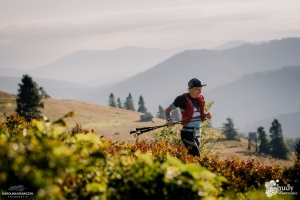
[108,93,181,120]
[222,117,300,160]
[108,93,146,113]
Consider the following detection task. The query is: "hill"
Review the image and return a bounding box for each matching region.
[0,40,258,88]
[0,91,165,142]
[1,47,179,87]
[74,38,300,116]
[202,66,300,137]
[213,40,248,50]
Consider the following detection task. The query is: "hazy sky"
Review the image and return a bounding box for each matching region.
[1,0,300,69]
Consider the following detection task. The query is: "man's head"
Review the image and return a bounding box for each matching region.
[188,78,206,98]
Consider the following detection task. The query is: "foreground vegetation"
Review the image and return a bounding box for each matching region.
[0,113,299,199]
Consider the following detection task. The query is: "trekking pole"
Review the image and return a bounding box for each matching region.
[129,116,203,135]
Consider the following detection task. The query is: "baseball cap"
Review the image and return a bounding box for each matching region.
[188,78,207,87]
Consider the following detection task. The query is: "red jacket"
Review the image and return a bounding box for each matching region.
[181,93,206,126]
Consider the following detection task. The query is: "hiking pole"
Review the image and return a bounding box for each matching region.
[129,116,203,135]
[129,122,181,135]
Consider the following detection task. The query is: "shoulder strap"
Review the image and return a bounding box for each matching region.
[198,95,206,121]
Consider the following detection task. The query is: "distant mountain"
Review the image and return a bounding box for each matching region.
[74,38,300,117]
[0,40,251,87]
[235,29,300,42]
[0,47,176,87]
[241,111,300,138]
[172,40,221,51]
[27,47,183,87]
[213,40,248,50]
[203,66,300,135]
[0,68,24,77]
[0,77,92,99]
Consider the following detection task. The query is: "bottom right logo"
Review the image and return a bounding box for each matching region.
[265,179,298,197]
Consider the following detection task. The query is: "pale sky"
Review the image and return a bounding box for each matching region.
[1,0,300,69]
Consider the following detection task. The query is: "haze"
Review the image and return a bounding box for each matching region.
[1,0,300,70]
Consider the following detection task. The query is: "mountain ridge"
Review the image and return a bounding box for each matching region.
[74,38,300,117]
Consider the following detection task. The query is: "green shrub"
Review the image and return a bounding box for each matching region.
[0,113,227,199]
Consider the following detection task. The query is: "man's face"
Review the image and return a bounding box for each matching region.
[189,86,202,98]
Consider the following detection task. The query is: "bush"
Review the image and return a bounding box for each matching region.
[0,113,227,199]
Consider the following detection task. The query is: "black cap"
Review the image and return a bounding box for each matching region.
[188,78,207,87]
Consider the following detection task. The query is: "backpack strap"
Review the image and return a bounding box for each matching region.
[198,95,206,121]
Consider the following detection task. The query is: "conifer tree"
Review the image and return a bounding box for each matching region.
[257,126,271,154]
[171,108,181,121]
[295,139,300,160]
[16,74,44,122]
[124,93,135,111]
[156,105,165,119]
[117,97,123,109]
[137,95,147,113]
[222,117,239,141]
[108,93,117,107]
[39,86,51,99]
[269,119,289,160]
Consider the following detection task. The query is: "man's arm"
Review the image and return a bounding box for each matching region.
[165,106,174,126]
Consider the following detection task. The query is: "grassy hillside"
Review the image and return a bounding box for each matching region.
[214,139,295,167]
[0,91,165,142]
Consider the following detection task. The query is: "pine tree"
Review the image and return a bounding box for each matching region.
[295,139,300,160]
[222,117,239,141]
[108,93,116,107]
[171,108,181,121]
[156,105,165,119]
[16,74,44,122]
[269,119,289,160]
[257,126,271,154]
[117,97,123,109]
[137,95,147,113]
[124,93,135,111]
[39,86,51,99]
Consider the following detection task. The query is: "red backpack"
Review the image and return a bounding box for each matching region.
[181,93,206,125]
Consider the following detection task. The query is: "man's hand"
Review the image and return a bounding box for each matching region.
[205,112,212,119]
[166,115,174,127]
[167,120,174,127]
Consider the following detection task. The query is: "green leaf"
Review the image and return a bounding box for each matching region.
[86,182,106,193]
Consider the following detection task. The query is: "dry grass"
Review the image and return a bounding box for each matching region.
[212,138,295,167]
[0,92,165,142]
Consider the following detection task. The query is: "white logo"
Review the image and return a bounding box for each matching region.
[2,185,34,198]
[265,180,297,197]
[265,180,280,197]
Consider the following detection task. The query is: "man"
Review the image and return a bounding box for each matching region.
[165,78,212,156]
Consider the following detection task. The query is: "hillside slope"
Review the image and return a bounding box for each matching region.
[0,91,165,142]
[203,66,300,137]
[26,47,177,86]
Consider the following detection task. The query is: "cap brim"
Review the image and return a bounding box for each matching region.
[201,84,207,87]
